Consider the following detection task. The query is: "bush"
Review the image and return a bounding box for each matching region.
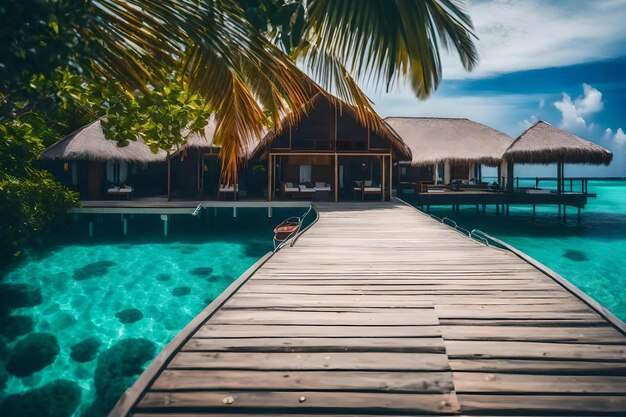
[0,170,78,259]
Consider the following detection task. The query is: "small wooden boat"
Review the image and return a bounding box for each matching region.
[273,205,314,251]
[274,218,301,242]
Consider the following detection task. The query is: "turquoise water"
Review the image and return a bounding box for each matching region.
[0,208,298,417]
[408,179,626,321]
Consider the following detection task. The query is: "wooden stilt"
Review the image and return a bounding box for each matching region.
[167,155,171,202]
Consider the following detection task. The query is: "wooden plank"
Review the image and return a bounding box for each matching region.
[137,391,461,414]
[457,394,626,415]
[151,370,454,393]
[453,372,626,394]
[183,337,445,353]
[442,325,626,344]
[169,352,450,371]
[446,340,626,361]
[210,309,439,326]
[450,358,626,375]
[224,295,433,309]
[196,325,442,338]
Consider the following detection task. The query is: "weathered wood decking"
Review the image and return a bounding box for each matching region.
[117,202,626,416]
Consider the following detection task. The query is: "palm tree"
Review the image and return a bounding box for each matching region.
[85,0,477,185]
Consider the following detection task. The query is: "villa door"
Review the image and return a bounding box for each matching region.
[88,162,103,200]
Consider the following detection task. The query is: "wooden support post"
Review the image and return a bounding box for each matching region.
[532,204,536,217]
[563,205,567,220]
[558,204,561,218]
[123,217,127,236]
[89,221,93,238]
[267,207,272,219]
[578,207,581,222]
[389,154,393,201]
[233,207,237,218]
[267,154,273,202]
[162,215,168,237]
[167,155,172,202]
[334,153,338,202]
[381,156,385,202]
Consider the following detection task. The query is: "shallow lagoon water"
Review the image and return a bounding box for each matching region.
[408,179,626,321]
[0,208,302,416]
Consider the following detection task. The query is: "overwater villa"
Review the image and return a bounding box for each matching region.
[384,117,513,192]
[40,98,612,218]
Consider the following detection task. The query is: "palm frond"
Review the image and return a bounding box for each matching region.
[305,0,478,98]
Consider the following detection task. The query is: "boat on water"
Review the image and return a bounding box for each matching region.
[273,205,314,251]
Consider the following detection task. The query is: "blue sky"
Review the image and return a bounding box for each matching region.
[368,0,626,177]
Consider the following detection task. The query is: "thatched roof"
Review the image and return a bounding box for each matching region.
[182,116,218,151]
[504,120,613,165]
[384,117,513,166]
[41,119,167,163]
[250,93,411,160]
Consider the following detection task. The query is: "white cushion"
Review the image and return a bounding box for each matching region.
[220,185,235,192]
[316,186,331,191]
[284,187,299,192]
[118,188,133,194]
[107,187,120,192]
[364,187,381,192]
[299,185,314,192]
[364,180,373,187]
[285,182,293,188]
[314,182,326,188]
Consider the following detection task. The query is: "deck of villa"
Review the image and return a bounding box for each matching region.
[112,202,626,417]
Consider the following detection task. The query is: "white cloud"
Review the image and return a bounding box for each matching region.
[522,115,537,128]
[606,127,626,145]
[553,84,603,130]
[539,98,545,109]
[441,0,626,79]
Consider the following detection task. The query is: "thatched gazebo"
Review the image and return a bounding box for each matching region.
[504,120,613,193]
[384,117,513,185]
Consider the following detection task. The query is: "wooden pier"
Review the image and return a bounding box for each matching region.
[112,202,626,417]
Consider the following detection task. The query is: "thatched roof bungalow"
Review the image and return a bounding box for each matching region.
[504,120,613,165]
[384,117,513,186]
[250,93,411,202]
[385,117,513,166]
[41,118,225,200]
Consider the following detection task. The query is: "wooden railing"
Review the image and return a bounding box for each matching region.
[509,177,589,194]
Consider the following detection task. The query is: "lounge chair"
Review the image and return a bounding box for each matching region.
[107,185,134,199]
[315,182,331,192]
[218,184,237,200]
[353,180,382,200]
[298,184,315,198]
[282,182,300,198]
[363,180,382,199]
